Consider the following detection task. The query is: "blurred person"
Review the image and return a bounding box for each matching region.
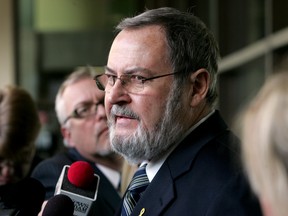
[238,71,288,216]
[31,67,123,215]
[94,7,262,216]
[35,110,57,158]
[0,85,44,215]
[0,85,41,185]
[120,160,138,195]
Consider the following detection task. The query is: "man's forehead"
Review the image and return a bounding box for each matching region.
[64,80,104,107]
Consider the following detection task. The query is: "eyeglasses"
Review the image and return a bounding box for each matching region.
[94,71,183,93]
[63,101,104,124]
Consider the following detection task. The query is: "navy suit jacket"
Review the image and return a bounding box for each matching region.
[117,111,262,216]
[31,148,121,216]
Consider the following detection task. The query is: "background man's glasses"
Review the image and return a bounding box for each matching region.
[63,102,104,124]
[94,71,183,93]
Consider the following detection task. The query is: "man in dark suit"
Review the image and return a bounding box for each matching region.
[32,67,123,216]
[94,7,263,216]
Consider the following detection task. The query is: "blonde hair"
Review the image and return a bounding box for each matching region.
[239,72,288,216]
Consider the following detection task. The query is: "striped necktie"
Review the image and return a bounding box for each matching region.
[121,164,149,216]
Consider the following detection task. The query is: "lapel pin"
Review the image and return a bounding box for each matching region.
[139,208,145,216]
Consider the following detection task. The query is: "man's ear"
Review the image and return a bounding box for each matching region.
[189,68,210,107]
[61,126,73,147]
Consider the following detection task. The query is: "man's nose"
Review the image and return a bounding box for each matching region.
[106,80,132,105]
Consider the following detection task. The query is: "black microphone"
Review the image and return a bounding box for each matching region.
[42,194,74,216]
[54,161,100,216]
[0,177,45,216]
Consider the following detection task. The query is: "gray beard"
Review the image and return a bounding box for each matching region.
[108,83,185,164]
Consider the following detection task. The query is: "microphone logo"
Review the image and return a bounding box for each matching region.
[74,201,89,214]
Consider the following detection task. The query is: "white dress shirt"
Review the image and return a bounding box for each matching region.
[96,164,121,190]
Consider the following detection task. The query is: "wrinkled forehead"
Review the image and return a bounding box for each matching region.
[108,25,171,74]
[64,78,104,110]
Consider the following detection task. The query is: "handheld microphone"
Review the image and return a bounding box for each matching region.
[42,194,74,216]
[54,161,100,216]
[0,177,45,216]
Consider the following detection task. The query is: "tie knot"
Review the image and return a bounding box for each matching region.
[128,164,149,192]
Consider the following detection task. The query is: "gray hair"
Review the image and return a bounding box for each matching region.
[115,7,220,107]
[55,67,98,125]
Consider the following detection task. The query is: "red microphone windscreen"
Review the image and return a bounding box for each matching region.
[67,161,94,189]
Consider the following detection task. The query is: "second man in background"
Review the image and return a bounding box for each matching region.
[32,67,123,215]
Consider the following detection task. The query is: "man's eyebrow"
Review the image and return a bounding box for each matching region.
[74,100,94,108]
[104,66,152,75]
[104,66,116,74]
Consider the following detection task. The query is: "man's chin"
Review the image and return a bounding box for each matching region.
[97,150,116,157]
[123,155,144,165]
[111,145,146,165]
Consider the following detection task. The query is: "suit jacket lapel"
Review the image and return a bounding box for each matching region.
[169,111,228,179]
[131,163,175,216]
[130,111,228,216]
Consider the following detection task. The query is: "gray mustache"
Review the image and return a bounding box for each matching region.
[110,105,140,120]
